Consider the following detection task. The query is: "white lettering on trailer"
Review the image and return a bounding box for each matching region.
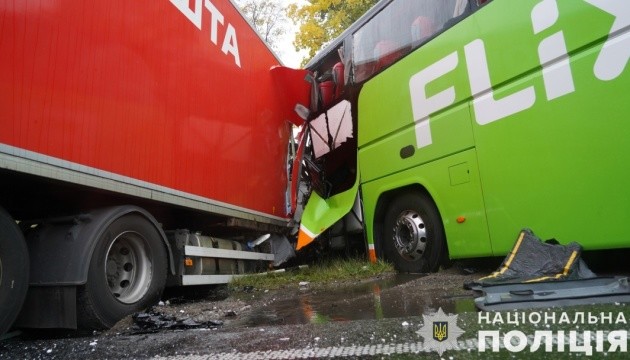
[170,0,202,28]
[204,0,223,44]
[204,0,242,67]
[170,0,242,68]
[408,0,628,149]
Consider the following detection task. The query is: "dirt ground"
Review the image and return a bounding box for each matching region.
[3,248,629,359]
[2,260,629,359]
[0,265,491,359]
[111,265,486,332]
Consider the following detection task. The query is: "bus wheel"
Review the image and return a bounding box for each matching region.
[0,207,29,335]
[382,192,444,273]
[77,214,167,329]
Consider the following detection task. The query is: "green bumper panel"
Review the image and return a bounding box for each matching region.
[296,178,360,250]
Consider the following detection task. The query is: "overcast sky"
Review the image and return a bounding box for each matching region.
[276,0,308,68]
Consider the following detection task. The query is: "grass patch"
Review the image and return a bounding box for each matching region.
[229,258,394,290]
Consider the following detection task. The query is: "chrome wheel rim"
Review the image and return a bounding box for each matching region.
[104,231,152,304]
[393,210,427,261]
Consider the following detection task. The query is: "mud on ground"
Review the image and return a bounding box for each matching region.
[107,265,489,336]
[0,265,492,359]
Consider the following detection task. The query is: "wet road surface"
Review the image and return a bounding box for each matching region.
[0,268,483,359]
[3,260,628,359]
[233,273,476,328]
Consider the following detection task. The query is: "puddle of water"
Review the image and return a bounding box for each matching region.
[237,274,476,327]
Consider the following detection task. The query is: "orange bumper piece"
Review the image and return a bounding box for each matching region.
[296,228,315,250]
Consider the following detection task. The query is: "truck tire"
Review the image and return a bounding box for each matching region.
[382,192,445,273]
[77,214,167,329]
[0,207,29,335]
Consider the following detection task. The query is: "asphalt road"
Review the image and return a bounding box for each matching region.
[2,260,628,360]
[0,268,483,359]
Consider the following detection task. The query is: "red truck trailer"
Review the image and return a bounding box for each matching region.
[0,0,304,333]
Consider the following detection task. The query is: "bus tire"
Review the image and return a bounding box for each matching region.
[77,214,167,330]
[382,192,444,273]
[0,207,29,335]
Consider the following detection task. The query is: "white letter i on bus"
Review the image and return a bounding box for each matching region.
[532,0,575,100]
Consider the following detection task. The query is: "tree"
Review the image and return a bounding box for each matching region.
[287,0,378,62]
[235,0,287,50]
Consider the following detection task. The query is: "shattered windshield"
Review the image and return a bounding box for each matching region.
[309,100,353,159]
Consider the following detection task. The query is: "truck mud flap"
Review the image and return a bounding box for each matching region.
[270,234,296,266]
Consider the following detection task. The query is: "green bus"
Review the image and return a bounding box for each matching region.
[293,0,630,272]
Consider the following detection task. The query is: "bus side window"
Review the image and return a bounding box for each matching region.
[453,0,470,17]
[411,16,437,45]
[441,0,474,35]
[374,40,407,71]
[352,0,471,84]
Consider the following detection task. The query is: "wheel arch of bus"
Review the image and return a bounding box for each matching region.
[362,148,494,263]
[365,178,446,261]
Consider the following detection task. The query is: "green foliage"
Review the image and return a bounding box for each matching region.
[287,0,379,64]
[229,258,394,290]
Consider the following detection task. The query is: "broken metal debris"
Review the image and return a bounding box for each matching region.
[132,308,224,333]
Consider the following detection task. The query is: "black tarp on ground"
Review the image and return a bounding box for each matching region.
[469,229,630,311]
[473,229,595,286]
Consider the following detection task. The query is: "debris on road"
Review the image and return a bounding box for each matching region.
[469,229,630,311]
[473,229,595,286]
[132,308,224,333]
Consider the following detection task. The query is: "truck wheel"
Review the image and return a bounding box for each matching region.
[0,207,29,335]
[78,214,167,329]
[382,192,445,273]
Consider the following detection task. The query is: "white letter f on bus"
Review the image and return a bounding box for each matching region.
[409,51,458,149]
